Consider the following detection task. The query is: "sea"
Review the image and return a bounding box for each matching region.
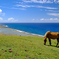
[0,23,59,36]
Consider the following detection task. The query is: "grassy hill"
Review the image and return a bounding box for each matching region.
[0,35,59,59]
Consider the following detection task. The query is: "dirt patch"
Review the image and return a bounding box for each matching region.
[25,50,28,52]
[9,49,13,52]
[5,50,7,52]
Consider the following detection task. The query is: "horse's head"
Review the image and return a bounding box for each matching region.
[44,37,47,45]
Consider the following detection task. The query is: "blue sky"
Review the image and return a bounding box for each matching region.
[0,0,59,23]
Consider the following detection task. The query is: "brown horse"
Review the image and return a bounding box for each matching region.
[44,31,59,46]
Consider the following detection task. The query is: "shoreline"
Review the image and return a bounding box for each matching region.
[7,28,44,37]
[13,29,44,37]
[0,25,44,37]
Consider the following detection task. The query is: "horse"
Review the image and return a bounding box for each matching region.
[44,31,59,46]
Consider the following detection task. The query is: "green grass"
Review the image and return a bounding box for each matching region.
[0,35,59,59]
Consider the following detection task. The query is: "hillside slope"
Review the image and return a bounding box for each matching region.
[0,35,59,59]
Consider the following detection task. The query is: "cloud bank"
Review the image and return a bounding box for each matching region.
[40,18,59,22]
[16,5,57,10]
[48,13,59,17]
[23,0,59,3]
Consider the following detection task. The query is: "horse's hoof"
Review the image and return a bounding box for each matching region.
[44,44,46,45]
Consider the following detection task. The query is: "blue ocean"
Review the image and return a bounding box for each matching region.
[1,23,59,36]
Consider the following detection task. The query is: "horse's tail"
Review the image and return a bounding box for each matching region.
[44,31,51,38]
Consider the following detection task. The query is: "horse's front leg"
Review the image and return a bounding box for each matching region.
[56,38,59,46]
[49,39,51,46]
[44,37,47,45]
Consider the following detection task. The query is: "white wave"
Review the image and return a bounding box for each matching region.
[6,27,44,37]
[15,29,44,37]
[5,25,8,27]
[30,33,44,37]
[16,30,24,32]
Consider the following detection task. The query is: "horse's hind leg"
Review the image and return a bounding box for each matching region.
[49,39,51,46]
[56,38,59,46]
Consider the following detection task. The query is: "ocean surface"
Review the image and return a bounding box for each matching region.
[0,23,59,36]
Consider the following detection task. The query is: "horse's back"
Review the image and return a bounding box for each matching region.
[51,32,59,39]
[45,31,59,39]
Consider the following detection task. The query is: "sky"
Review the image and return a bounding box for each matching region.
[0,0,59,23]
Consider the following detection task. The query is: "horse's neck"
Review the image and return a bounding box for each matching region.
[44,31,51,37]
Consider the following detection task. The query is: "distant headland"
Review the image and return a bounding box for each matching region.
[0,25,8,28]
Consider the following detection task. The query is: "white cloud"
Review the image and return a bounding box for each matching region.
[15,4,57,10]
[32,19,35,21]
[16,5,31,7]
[40,18,44,20]
[54,0,56,2]
[40,18,59,21]
[50,18,53,20]
[0,9,2,13]
[0,17,18,23]
[45,10,59,12]
[0,9,5,16]
[23,0,45,3]
[44,7,57,9]
[8,17,18,22]
[46,0,53,3]
[30,18,59,23]
[0,17,3,20]
[40,18,59,22]
[48,13,59,17]
[38,6,57,9]
[23,0,58,3]
[16,2,23,4]
[54,0,59,3]
[49,18,59,21]
[8,17,14,21]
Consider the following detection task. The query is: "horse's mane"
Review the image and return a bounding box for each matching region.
[44,31,59,38]
[44,31,51,37]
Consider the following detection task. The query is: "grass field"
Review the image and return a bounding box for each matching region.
[0,35,59,59]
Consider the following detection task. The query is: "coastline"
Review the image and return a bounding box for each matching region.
[0,25,44,37]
